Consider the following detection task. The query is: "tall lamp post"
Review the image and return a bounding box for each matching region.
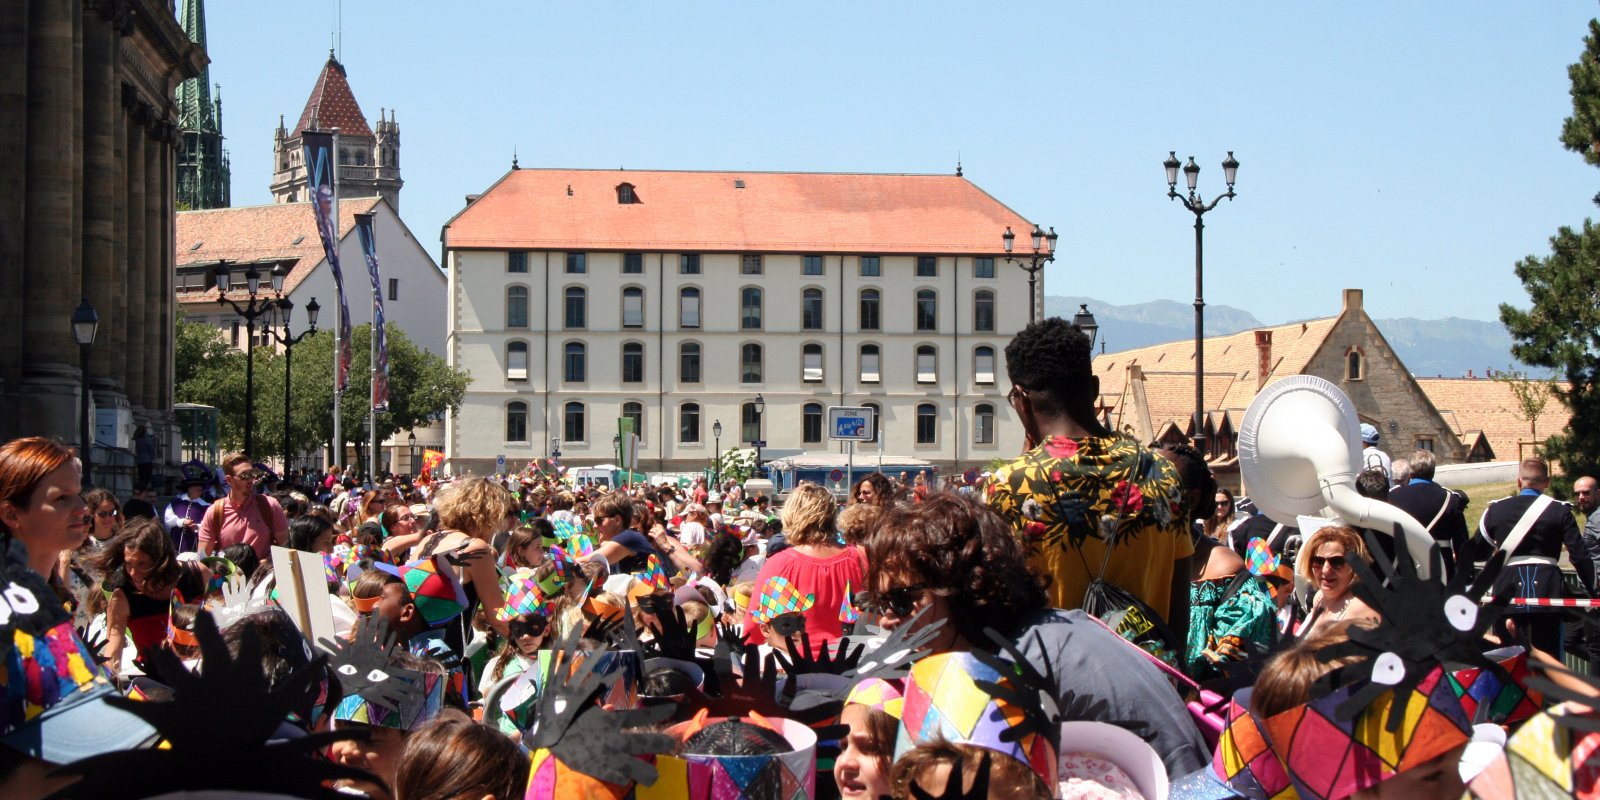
[264,297,318,475]
[71,297,99,487]
[751,393,766,479]
[1164,151,1239,452]
[712,419,723,487]
[213,260,286,458]
[1072,304,1099,350]
[550,435,561,461]
[1002,223,1058,323]
[408,432,419,476]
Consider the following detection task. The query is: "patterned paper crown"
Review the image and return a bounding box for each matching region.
[538,546,575,597]
[845,678,904,720]
[567,533,597,559]
[837,581,860,625]
[637,716,819,800]
[753,576,815,625]
[896,651,1058,790]
[321,552,343,586]
[374,554,469,628]
[497,568,550,623]
[1446,645,1542,726]
[1211,688,1293,800]
[634,554,670,593]
[331,670,445,731]
[1466,703,1600,798]
[550,516,583,541]
[1245,537,1281,577]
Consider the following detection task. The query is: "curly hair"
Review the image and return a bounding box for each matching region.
[1158,441,1218,522]
[838,503,884,547]
[431,477,514,539]
[701,531,746,585]
[865,492,1047,645]
[1003,317,1094,419]
[781,483,838,546]
[850,473,898,508]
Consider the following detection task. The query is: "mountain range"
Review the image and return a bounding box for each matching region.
[1042,295,1545,379]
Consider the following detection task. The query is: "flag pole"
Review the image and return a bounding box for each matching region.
[330,128,342,473]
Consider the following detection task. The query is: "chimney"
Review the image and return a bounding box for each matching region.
[1343,288,1363,312]
[1467,369,1474,379]
[1255,330,1273,392]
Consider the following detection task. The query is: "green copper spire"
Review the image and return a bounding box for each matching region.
[176,0,230,208]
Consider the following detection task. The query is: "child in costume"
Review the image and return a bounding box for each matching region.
[836,678,903,800]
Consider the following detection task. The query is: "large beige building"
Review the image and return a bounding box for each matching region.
[440,168,1044,475]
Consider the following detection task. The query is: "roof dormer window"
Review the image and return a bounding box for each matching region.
[617,183,638,204]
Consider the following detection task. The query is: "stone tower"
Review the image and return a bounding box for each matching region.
[269,53,402,211]
[175,0,230,209]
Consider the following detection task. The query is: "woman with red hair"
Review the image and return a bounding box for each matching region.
[0,437,89,577]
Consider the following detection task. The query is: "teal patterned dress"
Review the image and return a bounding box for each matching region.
[1185,573,1276,680]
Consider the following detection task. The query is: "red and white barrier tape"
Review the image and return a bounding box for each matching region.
[1507,597,1600,608]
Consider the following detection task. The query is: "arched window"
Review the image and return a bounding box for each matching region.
[916,345,937,383]
[622,401,644,443]
[803,403,823,443]
[507,286,529,328]
[563,401,585,442]
[859,288,881,331]
[802,288,824,330]
[860,344,881,384]
[1346,348,1365,381]
[616,183,637,204]
[802,343,823,383]
[679,342,702,384]
[680,403,701,444]
[742,402,760,444]
[974,345,996,385]
[622,286,645,328]
[679,287,701,328]
[974,403,996,445]
[973,290,995,333]
[916,289,937,331]
[916,403,937,444]
[863,402,881,443]
[506,401,528,442]
[564,286,586,329]
[741,287,763,330]
[622,342,644,383]
[741,343,763,383]
[506,340,529,381]
[564,342,586,383]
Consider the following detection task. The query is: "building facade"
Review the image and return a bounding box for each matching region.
[175,0,229,211]
[441,168,1040,476]
[0,1,205,478]
[269,54,402,212]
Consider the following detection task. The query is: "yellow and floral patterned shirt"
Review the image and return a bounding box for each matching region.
[985,434,1194,617]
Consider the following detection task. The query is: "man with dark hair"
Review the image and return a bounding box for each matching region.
[1470,458,1594,656]
[986,318,1193,639]
[1387,449,1469,579]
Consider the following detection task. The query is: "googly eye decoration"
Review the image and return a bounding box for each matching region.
[1371,652,1405,686]
[1443,595,1477,632]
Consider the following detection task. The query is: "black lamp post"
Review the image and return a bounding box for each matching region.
[550,435,560,461]
[264,296,318,474]
[1071,303,1099,350]
[408,431,419,475]
[1164,151,1239,452]
[752,393,766,479]
[712,419,723,487]
[612,434,621,468]
[214,260,286,458]
[1002,223,1058,324]
[71,297,99,487]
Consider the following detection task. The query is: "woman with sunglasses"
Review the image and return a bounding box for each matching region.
[863,491,1211,778]
[1297,525,1380,637]
[82,488,122,550]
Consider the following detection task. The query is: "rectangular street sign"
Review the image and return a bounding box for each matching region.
[750,440,767,447]
[828,406,876,441]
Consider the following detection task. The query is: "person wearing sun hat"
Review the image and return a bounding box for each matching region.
[163,460,213,553]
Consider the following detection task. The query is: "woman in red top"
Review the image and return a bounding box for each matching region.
[96,517,210,677]
[743,483,865,653]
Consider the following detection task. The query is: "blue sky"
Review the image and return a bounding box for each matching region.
[205,1,1600,324]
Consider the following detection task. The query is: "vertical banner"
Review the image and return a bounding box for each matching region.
[617,418,641,475]
[354,213,389,412]
[302,131,352,391]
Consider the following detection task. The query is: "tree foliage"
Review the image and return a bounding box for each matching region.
[1500,17,1600,481]
[174,309,251,450]
[1493,368,1557,442]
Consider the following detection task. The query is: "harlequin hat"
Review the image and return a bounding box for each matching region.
[331,670,445,731]
[844,678,904,719]
[496,568,551,622]
[539,546,575,597]
[1209,688,1291,800]
[373,554,469,628]
[1466,703,1598,798]
[896,651,1058,790]
[634,554,671,593]
[638,715,819,800]
[752,576,815,626]
[1446,645,1542,727]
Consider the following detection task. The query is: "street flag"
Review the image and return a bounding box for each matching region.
[617,418,640,472]
[354,213,389,412]
[421,449,445,476]
[301,131,352,391]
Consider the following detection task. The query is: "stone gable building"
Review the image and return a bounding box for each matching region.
[269,54,402,212]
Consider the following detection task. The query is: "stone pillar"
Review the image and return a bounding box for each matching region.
[18,0,83,443]
[83,8,129,436]
[123,117,147,416]
[143,125,162,416]
[0,2,29,440]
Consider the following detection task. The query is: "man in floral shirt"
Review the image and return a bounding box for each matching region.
[986,318,1193,639]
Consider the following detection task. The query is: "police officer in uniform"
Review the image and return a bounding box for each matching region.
[1387,449,1470,579]
[1470,458,1595,656]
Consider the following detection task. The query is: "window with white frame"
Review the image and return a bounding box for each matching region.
[622,342,644,383]
[741,343,763,383]
[916,345,937,383]
[803,403,823,443]
[860,344,881,384]
[974,346,996,385]
[916,403,937,444]
[859,256,881,277]
[803,255,824,276]
[622,287,645,328]
[680,403,701,444]
[974,290,996,333]
[566,252,586,274]
[507,286,529,328]
[508,251,528,273]
[741,287,763,330]
[803,344,823,383]
[917,256,937,277]
[680,342,702,384]
[741,254,763,275]
[680,253,701,274]
[916,289,937,331]
[506,340,529,381]
[974,257,995,279]
[859,289,881,331]
[974,404,995,445]
[506,401,528,443]
[564,342,586,383]
[802,288,824,330]
[679,287,701,328]
[623,253,643,274]
[564,287,586,329]
[564,401,585,442]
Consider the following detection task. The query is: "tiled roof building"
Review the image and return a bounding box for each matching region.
[269,54,402,212]
[1415,377,1569,463]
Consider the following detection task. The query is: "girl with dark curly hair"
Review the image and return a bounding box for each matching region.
[862,491,1210,778]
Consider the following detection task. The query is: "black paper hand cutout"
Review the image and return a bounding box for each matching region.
[318,614,423,717]
[776,630,865,676]
[844,605,945,683]
[908,748,992,800]
[645,603,699,661]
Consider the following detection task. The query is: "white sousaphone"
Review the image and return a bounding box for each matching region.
[1237,375,1437,580]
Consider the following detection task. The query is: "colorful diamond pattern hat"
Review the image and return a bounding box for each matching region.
[497,568,549,622]
[525,748,633,800]
[845,678,904,720]
[567,533,596,559]
[1210,688,1293,800]
[837,581,860,625]
[539,546,575,597]
[753,576,815,625]
[896,651,1058,790]
[635,554,670,593]
[374,553,469,629]
[1466,703,1600,798]
[1446,645,1543,727]
[1245,537,1281,577]
[638,715,819,800]
[550,516,583,542]
[1263,666,1471,800]
[332,670,445,731]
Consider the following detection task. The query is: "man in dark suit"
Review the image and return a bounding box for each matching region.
[1386,450,1470,578]
[1470,458,1596,657]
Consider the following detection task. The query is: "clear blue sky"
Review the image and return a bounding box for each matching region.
[205,1,1600,324]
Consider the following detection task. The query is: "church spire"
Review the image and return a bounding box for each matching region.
[176,0,215,132]
[175,0,229,209]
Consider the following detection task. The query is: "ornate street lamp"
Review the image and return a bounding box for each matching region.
[408,431,420,475]
[214,260,287,457]
[752,393,766,479]
[1071,303,1099,350]
[264,296,318,473]
[1164,151,1239,451]
[71,297,99,487]
[550,435,561,461]
[712,419,723,486]
[1002,223,1057,323]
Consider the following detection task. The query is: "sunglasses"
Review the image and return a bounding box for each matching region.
[1309,555,1350,572]
[856,584,928,618]
[233,470,262,483]
[1007,385,1028,404]
[398,514,417,523]
[95,509,119,518]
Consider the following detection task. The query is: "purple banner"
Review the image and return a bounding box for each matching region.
[302,131,352,392]
[355,213,389,413]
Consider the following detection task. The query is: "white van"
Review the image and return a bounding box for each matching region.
[569,465,615,490]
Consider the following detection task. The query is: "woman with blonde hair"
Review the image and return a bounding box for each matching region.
[740,482,865,652]
[413,478,514,654]
[1296,525,1381,637]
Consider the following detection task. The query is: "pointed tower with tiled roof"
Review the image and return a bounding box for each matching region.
[175,0,230,209]
[269,52,402,211]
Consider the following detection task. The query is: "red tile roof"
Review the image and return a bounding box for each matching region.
[293,55,372,139]
[175,198,382,302]
[1415,377,1571,462]
[443,169,1037,254]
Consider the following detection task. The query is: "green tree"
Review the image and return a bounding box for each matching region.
[1494,368,1558,448]
[1500,17,1600,482]
[174,309,253,451]
[717,448,756,485]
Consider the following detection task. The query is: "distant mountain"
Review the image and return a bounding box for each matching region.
[1042,295,1547,379]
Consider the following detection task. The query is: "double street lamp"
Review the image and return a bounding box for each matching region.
[712,419,723,487]
[1002,223,1058,323]
[1164,151,1239,452]
[213,260,286,458]
[264,296,319,473]
[71,297,99,487]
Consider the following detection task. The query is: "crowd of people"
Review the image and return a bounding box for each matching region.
[0,318,1595,799]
